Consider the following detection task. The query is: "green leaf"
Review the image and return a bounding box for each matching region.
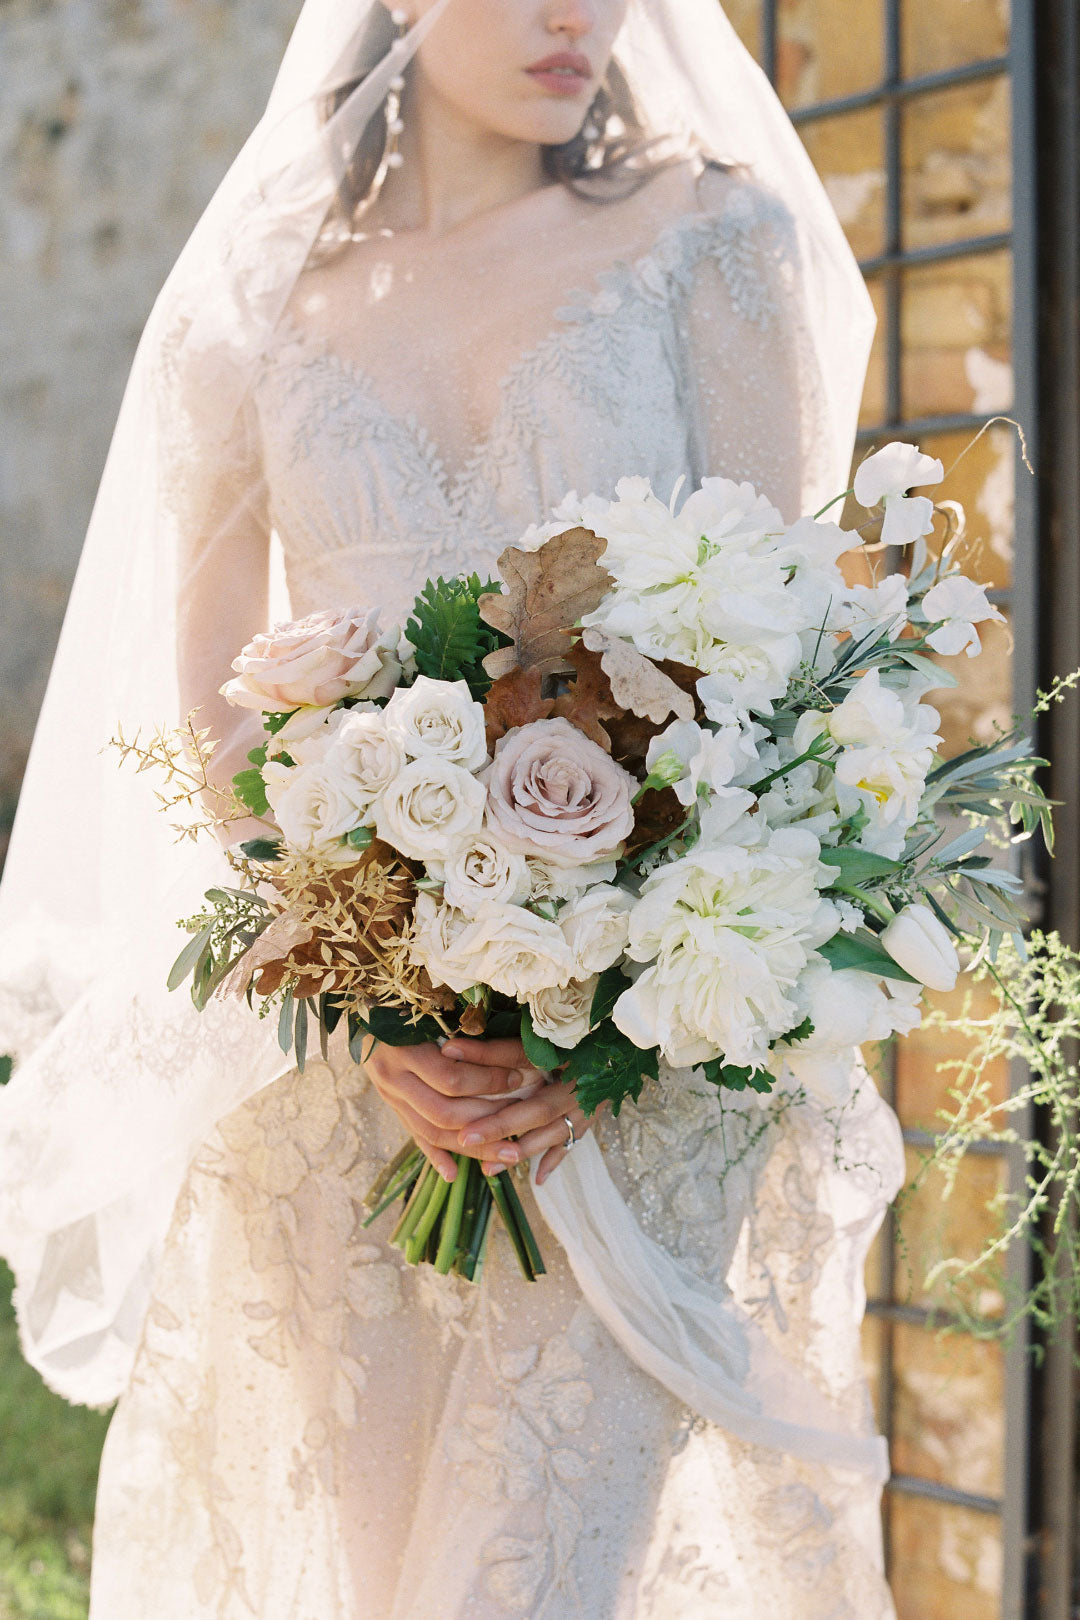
[818,847,902,883]
[817,930,919,983]
[563,1022,659,1118]
[168,925,213,992]
[701,1058,776,1094]
[347,825,374,849]
[278,988,295,1055]
[405,574,507,698]
[778,1015,815,1047]
[264,709,298,735]
[232,766,269,817]
[589,966,632,1029]
[0,1054,12,1086]
[240,837,283,862]
[294,996,309,1072]
[361,1004,446,1047]
[520,1006,562,1071]
[247,743,268,767]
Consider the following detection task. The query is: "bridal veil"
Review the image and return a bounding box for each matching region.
[0,0,882,1474]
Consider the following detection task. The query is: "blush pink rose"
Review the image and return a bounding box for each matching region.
[222,606,402,712]
[483,717,635,862]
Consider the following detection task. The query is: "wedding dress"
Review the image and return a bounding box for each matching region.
[79,159,903,1620]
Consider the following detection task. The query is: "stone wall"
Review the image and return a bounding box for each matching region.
[0,0,298,861]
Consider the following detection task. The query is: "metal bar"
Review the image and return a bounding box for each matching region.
[883,0,902,431]
[859,230,1012,277]
[790,55,1011,124]
[761,0,777,88]
[888,1474,1003,1515]
[856,409,1003,443]
[866,1299,1004,1334]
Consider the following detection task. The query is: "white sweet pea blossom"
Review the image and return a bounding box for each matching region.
[645,712,760,806]
[382,676,488,771]
[921,575,1005,658]
[843,573,910,643]
[880,904,960,990]
[828,670,941,857]
[853,442,944,547]
[612,827,839,1071]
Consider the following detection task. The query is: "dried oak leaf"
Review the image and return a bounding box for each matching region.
[479,528,612,681]
[549,641,625,752]
[579,627,695,726]
[625,786,686,859]
[484,666,554,751]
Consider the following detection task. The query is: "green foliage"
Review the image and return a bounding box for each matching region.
[357,1003,447,1048]
[170,887,272,1011]
[263,709,297,736]
[0,1054,12,1087]
[231,766,269,817]
[239,837,282,863]
[520,1007,561,1072]
[817,929,918,983]
[779,1016,815,1047]
[405,574,507,699]
[563,1022,659,1118]
[589,967,632,1028]
[701,1058,776,1094]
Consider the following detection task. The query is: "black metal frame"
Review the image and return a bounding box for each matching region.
[754,2,1070,1614]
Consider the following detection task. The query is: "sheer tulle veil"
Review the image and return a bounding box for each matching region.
[0,0,882,1472]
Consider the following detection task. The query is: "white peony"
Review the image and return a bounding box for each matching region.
[441,831,532,916]
[828,670,941,856]
[444,902,577,997]
[612,828,839,1070]
[382,675,488,770]
[375,758,486,861]
[922,575,1005,658]
[263,756,364,863]
[853,442,944,548]
[527,975,599,1049]
[770,964,923,1104]
[559,884,633,976]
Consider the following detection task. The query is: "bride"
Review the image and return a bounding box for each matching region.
[0,0,902,1615]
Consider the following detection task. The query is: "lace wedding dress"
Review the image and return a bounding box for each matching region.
[84,164,903,1620]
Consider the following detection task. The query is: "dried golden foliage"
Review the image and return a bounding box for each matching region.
[479,528,612,681]
[107,710,246,843]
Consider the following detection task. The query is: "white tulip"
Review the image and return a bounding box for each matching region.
[880,904,960,991]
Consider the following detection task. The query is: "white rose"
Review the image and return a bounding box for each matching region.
[409,894,478,993]
[559,885,633,976]
[922,575,1005,659]
[527,975,599,1049]
[450,903,577,997]
[853,442,944,547]
[375,758,486,861]
[527,855,619,902]
[383,675,488,770]
[263,757,362,863]
[880,903,960,991]
[442,831,532,915]
[323,710,404,821]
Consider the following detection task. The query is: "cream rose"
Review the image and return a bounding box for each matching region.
[483,717,635,862]
[222,606,403,712]
[408,894,479,994]
[375,758,486,862]
[559,885,633,975]
[325,710,405,823]
[263,757,362,863]
[383,676,488,771]
[527,856,619,903]
[448,902,577,997]
[527,975,599,1049]
[441,832,532,916]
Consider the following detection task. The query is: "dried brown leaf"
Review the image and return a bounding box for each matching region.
[625,786,687,858]
[221,914,316,1000]
[458,1000,489,1037]
[484,667,554,750]
[579,627,695,726]
[479,528,612,680]
[549,642,625,752]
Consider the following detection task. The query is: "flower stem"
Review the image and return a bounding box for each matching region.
[390,1162,438,1249]
[434,1154,471,1273]
[405,1172,452,1264]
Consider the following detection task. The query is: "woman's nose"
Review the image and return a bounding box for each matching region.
[545,2,594,42]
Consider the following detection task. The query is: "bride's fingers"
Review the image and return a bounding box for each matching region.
[535,1143,568,1185]
[457,1079,576,1149]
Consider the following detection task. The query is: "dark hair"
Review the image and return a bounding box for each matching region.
[312,17,684,258]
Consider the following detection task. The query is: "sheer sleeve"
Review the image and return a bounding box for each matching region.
[680,166,837,521]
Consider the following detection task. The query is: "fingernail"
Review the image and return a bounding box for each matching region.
[498,1147,518,1164]
[507,1069,523,1088]
[462,1132,483,1147]
[442,1043,463,1060]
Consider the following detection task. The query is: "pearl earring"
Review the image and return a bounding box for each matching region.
[383,8,409,171]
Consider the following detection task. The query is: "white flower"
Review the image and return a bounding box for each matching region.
[771,965,923,1105]
[612,828,838,1070]
[321,710,405,822]
[827,670,941,855]
[409,894,479,994]
[645,713,761,806]
[922,575,1005,658]
[527,855,619,902]
[880,903,960,990]
[843,573,910,643]
[375,758,486,861]
[441,832,532,916]
[382,676,488,770]
[515,489,596,551]
[527,976,599,1049]
[445,903,577,997]
[853,442,944,547]
[263,757,363,863]
[559,885,633,976]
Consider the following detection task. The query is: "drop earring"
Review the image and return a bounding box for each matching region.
[384,8,409,171]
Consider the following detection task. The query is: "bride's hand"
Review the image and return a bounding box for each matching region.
[442,1037,599,1186]
[365,1038,534,1182]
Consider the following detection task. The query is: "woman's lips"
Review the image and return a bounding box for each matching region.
[525,51,592,97]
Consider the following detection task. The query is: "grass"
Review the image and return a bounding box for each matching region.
[0,1263,110,1619]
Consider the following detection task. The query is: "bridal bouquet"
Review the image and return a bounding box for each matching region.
[145,441,1050,1285]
